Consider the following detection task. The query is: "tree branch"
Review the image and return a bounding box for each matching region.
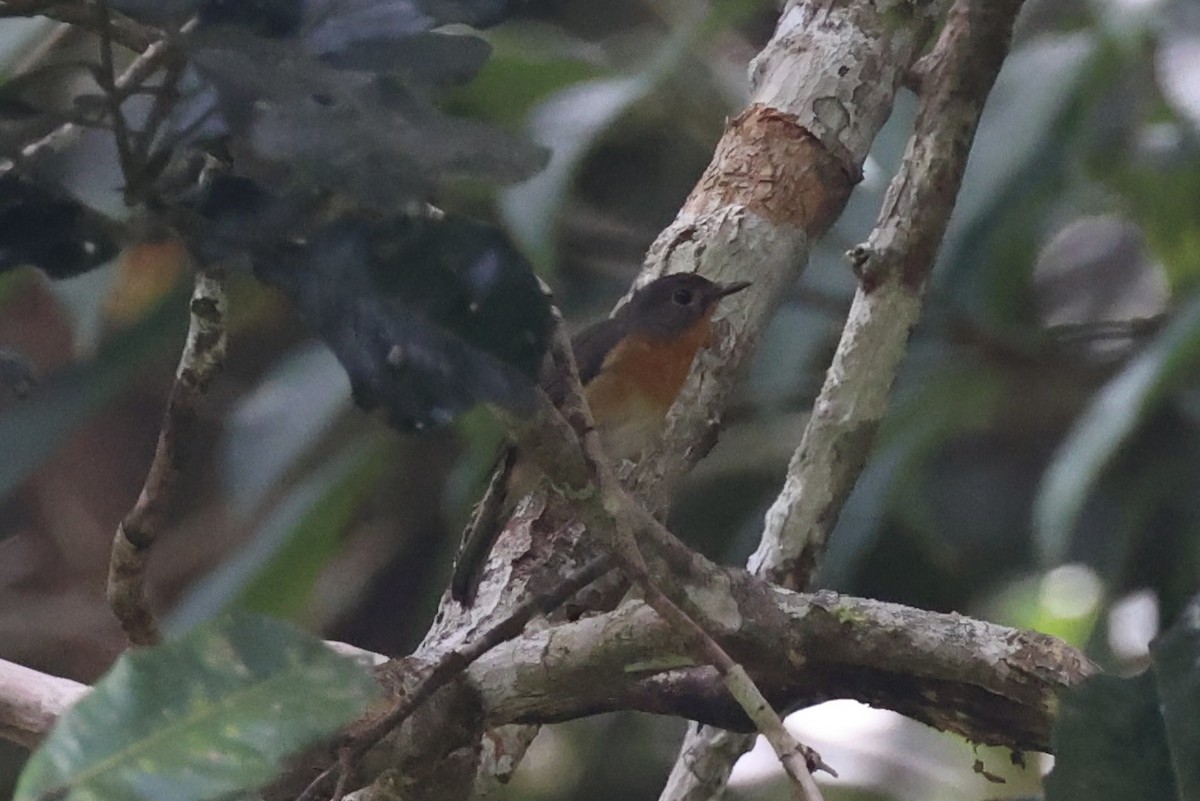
[665,1,1030,796]
[292,555,613,801]
[0,659,87,750]
[548,307,828,797]
[0,590,1095,754]
[630,0,952,512]
[106,268,227,646]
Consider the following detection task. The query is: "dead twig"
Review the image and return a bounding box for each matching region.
[106,268,227,646]
[93,0,139,196]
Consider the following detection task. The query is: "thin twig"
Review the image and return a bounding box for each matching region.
[10,24,176,174]
[94,0,139,196]
[535,316,828,801]
[132,55,185,173]
[330,748,352,801]
[106,268,227,646]
[295,555,613,801]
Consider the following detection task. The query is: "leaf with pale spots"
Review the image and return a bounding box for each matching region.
[14,614,379,801]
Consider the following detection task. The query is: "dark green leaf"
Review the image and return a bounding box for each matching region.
[1152,596,1200,800]
[1044,670,1177,801]
[14,614,379,801]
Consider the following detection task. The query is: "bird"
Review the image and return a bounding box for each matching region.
[450,272,751,604]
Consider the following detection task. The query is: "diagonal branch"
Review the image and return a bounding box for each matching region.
[664,0,1030,798]
[94,0,139,195]
[106,268,227,646]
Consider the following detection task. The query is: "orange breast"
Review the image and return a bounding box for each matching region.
[584,313,715,460]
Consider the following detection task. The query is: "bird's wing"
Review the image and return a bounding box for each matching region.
[450,317,622,604]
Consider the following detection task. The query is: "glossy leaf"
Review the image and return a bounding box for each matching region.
[1035,293,1200,563]
[14,613,379,801]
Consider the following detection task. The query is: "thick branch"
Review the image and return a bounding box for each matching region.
[472,588,1095,751]
[0,659,87,749]
[667,1,1029,796]
[631,0,951,511]
[397,1,975,798]
[495,319,827,799]
[0,591,1095,755]
[107,268,226,646]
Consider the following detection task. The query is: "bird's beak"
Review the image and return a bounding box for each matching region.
[714,280,751,299]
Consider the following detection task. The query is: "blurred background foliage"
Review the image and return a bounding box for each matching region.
[1,0,1199,798]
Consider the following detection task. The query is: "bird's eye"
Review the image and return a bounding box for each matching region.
[672,288,694,306]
